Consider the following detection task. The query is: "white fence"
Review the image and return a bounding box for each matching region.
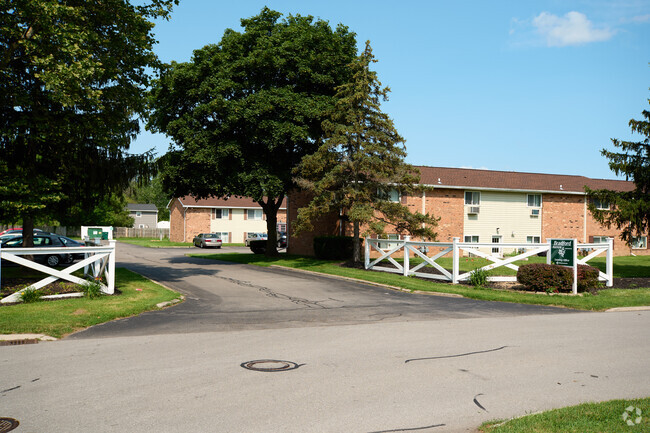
[365,237,614,294]
[0,240,116,303]
[114,227,169,238]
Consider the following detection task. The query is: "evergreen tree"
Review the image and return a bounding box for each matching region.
[587,94,650,244]
[295,41,438,263]
[0,0,176,245]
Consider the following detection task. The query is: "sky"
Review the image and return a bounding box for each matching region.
[131,0,650,180]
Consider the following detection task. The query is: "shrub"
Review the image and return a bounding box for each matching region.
[469,268,489,287]
[577,265,601,292]
[20,288,43,303]
[517,263,573,293]
[82,280,104,299]
[313,236,359,260]
[517,263,602,293]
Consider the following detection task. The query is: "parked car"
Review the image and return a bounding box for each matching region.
[0,233,84,267]
[245,233,268,246]
[193,233,223,249]
[277,232,287,249]
[0,228,45,236]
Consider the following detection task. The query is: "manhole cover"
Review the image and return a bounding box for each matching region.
[0,418,19,433]
[240,359,301,372]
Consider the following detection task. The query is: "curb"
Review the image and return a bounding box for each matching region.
[267,265,464,298]
[0,333,57,342]
[605,306,650,312]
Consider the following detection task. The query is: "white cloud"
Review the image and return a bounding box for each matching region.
[630,14,650,23]
[532,11,614,46]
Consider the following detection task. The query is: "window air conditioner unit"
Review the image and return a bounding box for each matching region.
[531,209,540,217]
[468,206,480,214]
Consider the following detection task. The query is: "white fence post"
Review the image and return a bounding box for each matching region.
[364,237,370,269]
[106,240,116,294]
[607,237,614,287]
[546,239,551,265]
[452,237,459,284]
[403,236,410,277]
[572,238,578,295]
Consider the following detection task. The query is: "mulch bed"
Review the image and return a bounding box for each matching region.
[0,278,81,298]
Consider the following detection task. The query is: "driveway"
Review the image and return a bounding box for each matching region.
[3,243,649,432]
[69,243,574,338]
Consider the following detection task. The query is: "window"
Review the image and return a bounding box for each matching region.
[527,194,541,207]
[465,191,480,206]
[631,236,647,249]
[212,208,229,219]
[464,235,479,243]
[592,198,610,210]
[378,188,400,203]
[33,237,52,246]
[247,209,263,220]
[136,211,142,217]
[527,236,541,244]
[593,236,608,244]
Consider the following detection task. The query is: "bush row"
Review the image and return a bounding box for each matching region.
[516,263,601,293]
[313,236,360,260]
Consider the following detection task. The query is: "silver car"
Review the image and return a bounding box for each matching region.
[193,233,223,248]
[245,233,268,246]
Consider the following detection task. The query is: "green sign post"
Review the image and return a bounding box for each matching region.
[550,239,574,267]
[549,238,578,294]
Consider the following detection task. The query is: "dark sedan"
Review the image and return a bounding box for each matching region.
[1,234,85,267]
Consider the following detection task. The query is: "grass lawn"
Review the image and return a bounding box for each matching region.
[480,397,649,432]
[0,268,182,338]
[189,252,650,311]
[117,237,245,248]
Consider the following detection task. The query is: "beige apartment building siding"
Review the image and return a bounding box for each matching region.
[210,208,271,243]
[463,190,542,255]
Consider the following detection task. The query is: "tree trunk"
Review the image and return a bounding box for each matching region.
[23,215,35,247]
[260,196,283,257]
[353,221,360,264]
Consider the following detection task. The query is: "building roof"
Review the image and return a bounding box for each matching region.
[172,196,287,209]
[127,203,159,212]
[415,166,634,194]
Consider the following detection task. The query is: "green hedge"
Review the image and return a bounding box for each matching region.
[313,236,360,260]
[517,263,601,293]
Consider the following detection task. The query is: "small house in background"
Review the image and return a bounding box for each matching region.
[126,203,158,229]
[168,196,287,243]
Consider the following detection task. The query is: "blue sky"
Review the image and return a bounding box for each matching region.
[132,0,650,180]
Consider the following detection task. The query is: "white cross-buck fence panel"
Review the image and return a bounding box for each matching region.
[0,240,116,303]
[365,237,614,292]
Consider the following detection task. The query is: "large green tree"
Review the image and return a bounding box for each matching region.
[125,173,171,221]
[0,0,176,245]
[587,94,650,244]
[148,7,357,255]
[294,42,438,263]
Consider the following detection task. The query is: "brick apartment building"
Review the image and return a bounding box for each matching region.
[287,166,649,257]
[169,196,287,243]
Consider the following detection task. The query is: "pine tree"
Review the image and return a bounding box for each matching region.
[295,41,438,263]
[587,95,650,244]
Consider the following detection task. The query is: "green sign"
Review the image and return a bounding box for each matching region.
[550,239,574,266]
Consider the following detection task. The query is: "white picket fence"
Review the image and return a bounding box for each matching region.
[0,240,116,303]
[365,237,614,293]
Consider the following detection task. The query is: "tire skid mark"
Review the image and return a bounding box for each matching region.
[368,423,446,433]
[405,346,509,363]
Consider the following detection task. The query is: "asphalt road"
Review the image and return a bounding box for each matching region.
[70,243,573,338]
[2,243,649,432]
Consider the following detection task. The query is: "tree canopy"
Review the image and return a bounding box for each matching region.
[587,93,650,244]
[148,7,357,254]
[0,0,176,243]
[294,41,438,262]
